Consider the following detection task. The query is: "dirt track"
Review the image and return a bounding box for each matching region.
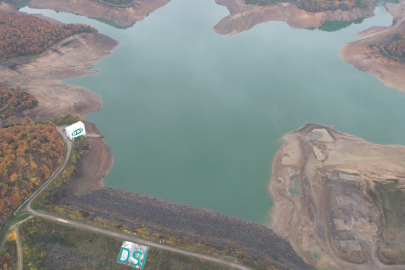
[18,130,252,270]
[340,0,405,93]
[14,228,22,270]
[212,0,376,35]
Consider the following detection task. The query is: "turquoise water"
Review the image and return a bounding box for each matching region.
[288,177,302,197]
[21,0,403,224]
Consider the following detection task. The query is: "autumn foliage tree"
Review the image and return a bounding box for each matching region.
[92,0,134,6]
[245,0,369,12]
[384,32,405,61]
[0,119,64,224]
[0,13,98,61]
[0,87,38,119]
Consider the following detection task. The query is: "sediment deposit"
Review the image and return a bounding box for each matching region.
[270,123,405,269]
[27,0,172,27]
[0,32,118,122]
[213,0,376,35]
[340,0,405,93]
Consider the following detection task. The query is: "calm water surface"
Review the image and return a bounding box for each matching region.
[22,0,403,224]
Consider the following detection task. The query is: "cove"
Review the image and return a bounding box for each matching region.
[21,0,402,225]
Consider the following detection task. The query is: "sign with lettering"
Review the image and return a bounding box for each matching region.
[71,127,83,137]
[117,241,148,268]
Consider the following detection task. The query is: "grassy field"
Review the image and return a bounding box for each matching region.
[19,218,238,270]
[375,182,405,262]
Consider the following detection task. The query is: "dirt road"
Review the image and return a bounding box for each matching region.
[28,210,251,270]
[14,228,22,270]
[16,129,251,270]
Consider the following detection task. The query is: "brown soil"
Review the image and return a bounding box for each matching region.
[55,120,114,197]
[54,187,313,270]
[270,123,405,269]
[213,0,376,35]
[27,0,172,27]
[340,0,405,93]
[0,1,18,14]
[0,13,117,203]
[0,32,118,122]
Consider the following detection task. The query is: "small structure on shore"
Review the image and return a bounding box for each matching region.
[66,121,86,140]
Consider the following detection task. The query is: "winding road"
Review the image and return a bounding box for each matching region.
[15,129,251,270]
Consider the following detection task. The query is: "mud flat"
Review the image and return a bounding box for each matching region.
[0,31,118,122]
[0,1,18,14]
[213,0,376,35]
[340,0,405,93]
[55,121,114,198]
[26,0,171,27]
[270,123,405,269]
[0,9,117,199]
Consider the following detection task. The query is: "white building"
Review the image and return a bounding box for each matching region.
[65,121,86,140]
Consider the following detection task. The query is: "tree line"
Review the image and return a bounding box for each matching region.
[0,13,98,61]
[92,0,134,6]
[384,32,405,61]
[245,0,369,12]
[0,231,17,270]
[0,119,64,225]
[0,87,38,119]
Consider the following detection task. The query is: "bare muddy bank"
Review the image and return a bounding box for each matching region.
[0,31,118,122]
[54,187,313,270]
[55,120,114,197]
[340,0,405,93]
[213,0,376,35]
[26,0,172,27]
[270,123,405,269]
[0,1,18,14]
[0,10,117,198]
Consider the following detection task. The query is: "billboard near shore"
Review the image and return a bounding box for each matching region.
[117,241,148,268]
[65,121,86,140]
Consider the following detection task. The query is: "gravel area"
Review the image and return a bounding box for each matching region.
[60,187,313,270]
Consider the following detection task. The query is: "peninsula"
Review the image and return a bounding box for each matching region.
[213,0,376,35]
[270,123,405,269]
[341,0,405,93]
[25,0,172,27]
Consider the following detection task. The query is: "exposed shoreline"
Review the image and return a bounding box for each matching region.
[26,0,172,27]
[0,2,117,190]
[213,0,376,35]
[269,123,405,269]
[340,0,405,93]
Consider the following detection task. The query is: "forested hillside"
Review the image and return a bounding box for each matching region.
[384,32,405,61]
[0,119,64,225]
[0,87,38,119]
[93,0,134,6]
[245,0,369,12]
[0,13,98,60]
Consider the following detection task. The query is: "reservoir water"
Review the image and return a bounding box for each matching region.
[22,0,404,224]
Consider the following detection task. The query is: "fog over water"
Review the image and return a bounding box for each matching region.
[22,0,404,224]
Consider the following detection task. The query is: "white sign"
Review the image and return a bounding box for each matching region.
[117,241,148,268]
[65,121,86,140]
